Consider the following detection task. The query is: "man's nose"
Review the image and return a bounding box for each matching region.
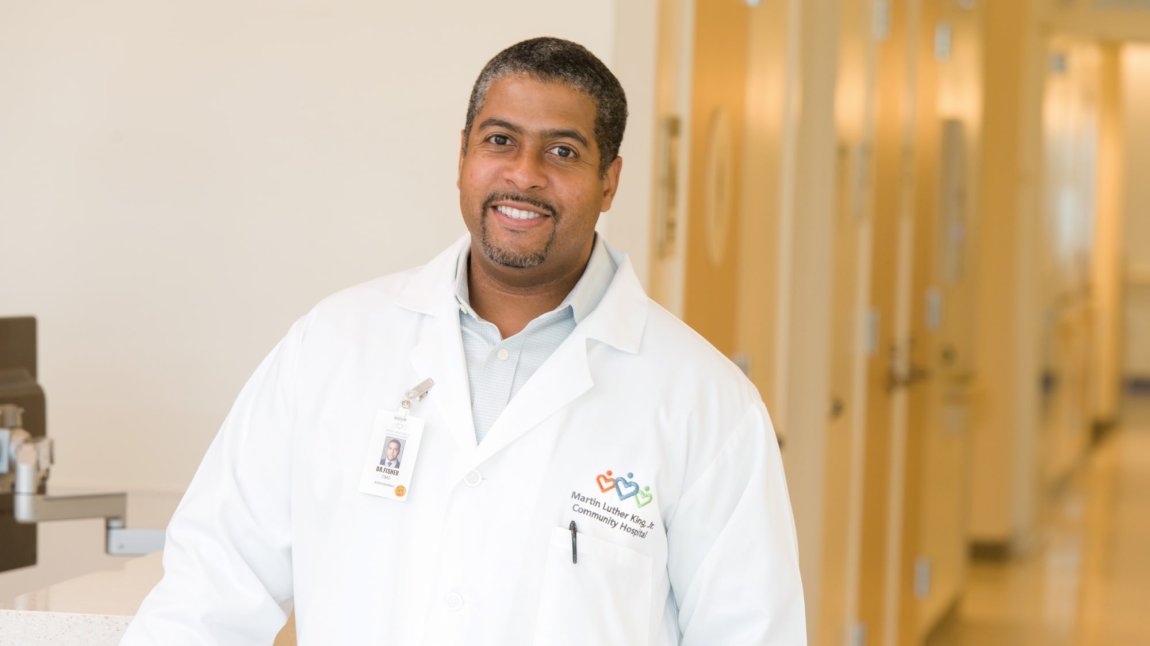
[504,150,548,191]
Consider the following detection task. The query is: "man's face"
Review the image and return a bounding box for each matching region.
[386,441,400,461]
[458,75,621,285]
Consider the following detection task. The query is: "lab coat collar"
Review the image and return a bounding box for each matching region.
[576,242,647,355]
[393,236,471,320]
[393,235,648,355]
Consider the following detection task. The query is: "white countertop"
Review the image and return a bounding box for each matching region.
[0,554,162,646]
[0,611,132,646]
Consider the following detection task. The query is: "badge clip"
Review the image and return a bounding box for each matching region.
[397,378,434,420]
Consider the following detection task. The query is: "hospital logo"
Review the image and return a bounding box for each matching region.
[596,469,654,509]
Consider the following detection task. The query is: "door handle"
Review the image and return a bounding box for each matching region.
[887,365,931,391]
[829,397,846,419]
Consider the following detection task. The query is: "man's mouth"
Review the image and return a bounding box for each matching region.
[495,205,545,220]
[484,193,557,222]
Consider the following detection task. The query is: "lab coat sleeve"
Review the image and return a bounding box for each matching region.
[666,401,807,645]
[120,319,304,645]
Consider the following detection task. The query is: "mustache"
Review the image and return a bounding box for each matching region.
[483,193,557,218]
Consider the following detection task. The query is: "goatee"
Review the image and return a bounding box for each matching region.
[479,193,558,269]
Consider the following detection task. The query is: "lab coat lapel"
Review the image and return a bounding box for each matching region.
[471,333,593,466]
[407,313,477,452]
[398,236,477,452]
[469,250,649,467]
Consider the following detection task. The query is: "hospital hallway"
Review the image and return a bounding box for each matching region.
[927,395,1150,646]
[8,1,1150,644]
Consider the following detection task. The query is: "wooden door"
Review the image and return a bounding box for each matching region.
[652,0,793,407]
[681,0,751,358]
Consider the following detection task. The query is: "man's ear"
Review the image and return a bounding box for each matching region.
[457,129,467,189]
[599,156,623,212]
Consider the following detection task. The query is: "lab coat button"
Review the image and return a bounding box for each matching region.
[496,348,510,361]
[444,592,465,611]
[464,470,483,487]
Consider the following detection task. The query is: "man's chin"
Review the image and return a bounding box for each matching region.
[479,240,547,269]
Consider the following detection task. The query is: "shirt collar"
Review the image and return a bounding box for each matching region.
[454,235,617,325]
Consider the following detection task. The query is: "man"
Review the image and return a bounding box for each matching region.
[381,438,402,468]
[122,37,805,645]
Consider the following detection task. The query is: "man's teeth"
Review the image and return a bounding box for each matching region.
[496,205,543,220]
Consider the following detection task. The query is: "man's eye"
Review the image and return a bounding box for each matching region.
[550,145,577,159]
[487,134,511,146]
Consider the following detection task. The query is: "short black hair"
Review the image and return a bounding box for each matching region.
[464,37,628,176]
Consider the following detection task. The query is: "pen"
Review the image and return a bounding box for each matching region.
[570,520,578,564]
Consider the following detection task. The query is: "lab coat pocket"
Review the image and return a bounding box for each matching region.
[532,526,652,646]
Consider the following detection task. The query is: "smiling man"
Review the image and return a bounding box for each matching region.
[122,38,805,645]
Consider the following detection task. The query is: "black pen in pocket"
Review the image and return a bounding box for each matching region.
[569,520,578,564]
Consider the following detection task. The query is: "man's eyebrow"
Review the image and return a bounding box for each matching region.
[478,118,524,134]
[477,118,590,148]
[541,128,590,148]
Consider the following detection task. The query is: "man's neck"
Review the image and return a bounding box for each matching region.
[466,254,588,338]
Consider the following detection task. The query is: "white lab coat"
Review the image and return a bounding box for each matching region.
[122,237,806,645]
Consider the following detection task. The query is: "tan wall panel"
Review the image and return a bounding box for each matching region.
[779,0,842,637]
[1038,40,1099,488]
[737,0,792,408]
[1088,46,1124,424]
[968,0,1044,545]
[648,0,691,316]
[817,1,878,644]
[898,2,983,641]
[1121,47,1150,378]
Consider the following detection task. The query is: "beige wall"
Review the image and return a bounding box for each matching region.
[1090,43,1124,423]
[967,0,1045,546]
[1122,45,1150,378]
[0,1,658,492]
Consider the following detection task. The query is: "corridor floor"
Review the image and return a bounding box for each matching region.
[928,396,1150,645]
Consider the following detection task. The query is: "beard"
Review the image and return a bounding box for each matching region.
[478,193,559,269]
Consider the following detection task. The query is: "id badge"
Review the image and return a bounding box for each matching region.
[358,410,425,501]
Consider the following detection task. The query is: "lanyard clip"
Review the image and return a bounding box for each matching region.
[398,378,435,419]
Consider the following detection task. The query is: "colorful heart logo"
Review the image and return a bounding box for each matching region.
[635,486,653,508]
[615,476,640,501]
[596,471,616,492]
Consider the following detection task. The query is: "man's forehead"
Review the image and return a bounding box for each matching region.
[483,74,593,108]
[475,77,596,134]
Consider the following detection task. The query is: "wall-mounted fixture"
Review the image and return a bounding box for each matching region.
[655,115,682,259]
[1,317,163,574]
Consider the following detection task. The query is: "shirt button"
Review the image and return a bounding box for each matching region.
[444,592,464,611]
[464,470,483,487]
[496,348,510,361]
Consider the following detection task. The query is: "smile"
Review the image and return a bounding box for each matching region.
[495,205,546,220]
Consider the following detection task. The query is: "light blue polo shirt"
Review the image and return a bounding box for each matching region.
[454,236,617,443]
